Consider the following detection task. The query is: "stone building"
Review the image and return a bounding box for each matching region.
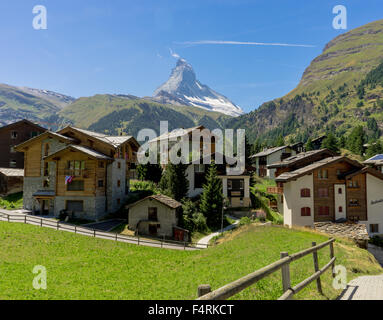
[15,127,139,220]
[127,194,186,239]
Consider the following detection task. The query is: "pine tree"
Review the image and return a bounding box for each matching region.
[305,138,314,151]
[321,132,339,153]
[346,126,366,156]
[137,163,163,183]
[159,163,188,201]
[199,163,223,229]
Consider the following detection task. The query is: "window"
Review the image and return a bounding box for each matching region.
[318,206,330,216]
[300,188,310,197]
[338,206,343,213]
[195,164,205,173]
[117,199,121,205]
[318,188,328,198]
[318,169,328,179]
[67,180,84,191]
[9,160,17,168]
[301,207,311,216]
[44,143,50,157]
[67,160,85,176]
[98,180,104,188]
[353,181,359,188]
[44,162,49,177]
[227,180,232,190]
[43,178,50,188]
[239,180,244,189]
[30,131,38,138]
[117,180,121,187]
[118,162,121,169]
[338,188,342,194]
[148,207,158,221]
[98,161,104,168]
[349,199,359,207]
[10,145,16,153]
[66,200,84,213]
[11,131,17,139]
[370,224,379,233]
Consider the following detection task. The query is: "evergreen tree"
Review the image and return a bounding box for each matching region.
[346,126,366,156]
[159,163,188,201]
[321,132,339,153]
[365,140,383,159]
[305,138,314,151]
[199,163,224,229]
[275,134,285,147]
[136,163,163,183]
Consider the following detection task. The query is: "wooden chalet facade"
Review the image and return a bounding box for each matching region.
[272,151,383,235]
[15,127,139,220]
[0,119,46,169]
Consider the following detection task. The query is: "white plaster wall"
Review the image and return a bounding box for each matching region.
[365,174,383,235]
[334,184,346,220]
[283,174,314,227]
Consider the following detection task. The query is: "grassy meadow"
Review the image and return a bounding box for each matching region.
[0,221,381,300]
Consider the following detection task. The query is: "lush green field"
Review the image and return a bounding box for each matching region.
[0,222,381,300]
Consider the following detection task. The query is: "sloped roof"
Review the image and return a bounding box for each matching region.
[59,126,138,148]
[344,167,383,181]
[14,131,75,151]
[0,119,46,133]
[0,168,24,177]
[44,145,113,161]
[267,149,337,169]
[364,154,383,165]
[276,156,363,182]
[127,194,182,209]
[250,146,288,158]
[149,125,208,143]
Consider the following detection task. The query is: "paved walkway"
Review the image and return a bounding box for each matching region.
[338,275,383,300]
[197,215,240,247]
[82,219,125,232]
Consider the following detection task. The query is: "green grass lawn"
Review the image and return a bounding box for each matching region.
[0,222,381,300]
[0,192,23,210]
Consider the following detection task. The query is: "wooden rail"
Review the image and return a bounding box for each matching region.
[0,212,208,250]
[197,238,336,300]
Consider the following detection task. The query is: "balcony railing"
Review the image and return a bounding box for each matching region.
[267,186,284,194]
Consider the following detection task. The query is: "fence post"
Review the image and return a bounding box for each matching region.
[198,285,211,298]
[40,218,43,227]
[24,215,26,224]
[115,233,118,241]
[312,242,323,295]
[280,252,291,298]
[138,236,140,245]
[8,214,9,222]
[94,229,96,237]
[75,225,77,234]
[57,221,59,230]
[329,239,336,278]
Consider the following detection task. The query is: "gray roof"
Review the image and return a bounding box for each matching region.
[250,146,288,158]
[275,156,362,182]
[15,131,75,150]
[149,126,207,143]
[127,194,182,209]
[69,127,134,148]
[45,145,113,160]
[0,168,24,177]
[267,149,337,169]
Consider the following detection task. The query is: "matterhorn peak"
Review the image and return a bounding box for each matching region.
[153,58,244,117]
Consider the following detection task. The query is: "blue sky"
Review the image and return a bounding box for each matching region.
[0,0,382,113]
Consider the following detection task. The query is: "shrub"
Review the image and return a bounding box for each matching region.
[239,216,252,226]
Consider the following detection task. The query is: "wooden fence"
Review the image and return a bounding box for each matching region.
[197,238,336,300]
[0,212,208,250]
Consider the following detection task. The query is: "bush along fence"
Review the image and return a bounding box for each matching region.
[0,211,208,250]
[197,238,336,300]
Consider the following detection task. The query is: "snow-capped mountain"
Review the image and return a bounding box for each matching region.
[153,58,244,117]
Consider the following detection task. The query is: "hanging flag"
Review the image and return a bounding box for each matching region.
[65,176,74,185]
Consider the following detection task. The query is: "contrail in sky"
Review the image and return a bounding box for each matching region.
[176,40,315,48]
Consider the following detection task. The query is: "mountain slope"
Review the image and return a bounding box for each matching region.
[56,94,230,136]
[152,58,244,117]
[0,83,75,126]
[228,19,383,143]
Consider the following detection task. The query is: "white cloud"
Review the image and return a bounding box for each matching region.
[169,48,181,59]
[176,40,315,48]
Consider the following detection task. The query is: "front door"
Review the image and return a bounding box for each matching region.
[42,200,50,215]
[149,224,157,235]
[334,184,346,221]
